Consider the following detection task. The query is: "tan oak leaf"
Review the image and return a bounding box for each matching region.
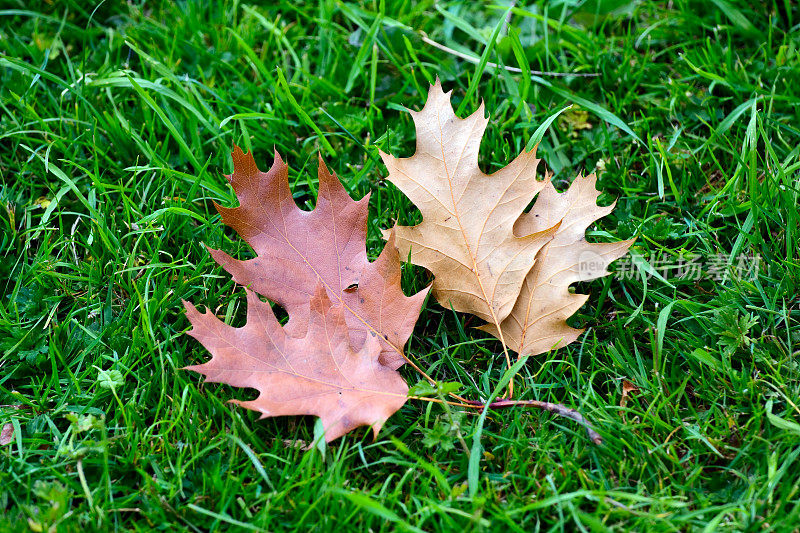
[380,80,558,327]
[383,80,631,359]
[479,174,634,356]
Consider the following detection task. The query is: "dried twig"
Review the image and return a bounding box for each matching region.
[463,398,603,444]
[420,32,599,78]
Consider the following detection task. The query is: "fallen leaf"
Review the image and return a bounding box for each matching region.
[620,380,639,409]
[480,174,634,357]
[558,108,593,137]
[184,284,408,442]
[31,195,51,209]
[208,147,428,369]
[380,80,558,327]
[282,439,312,451]
[0,422,12,446]
[0,404,22,446]
[383,80,632,358]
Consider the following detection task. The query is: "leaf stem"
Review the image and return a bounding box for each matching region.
[408,395,602,445]
[468,398,603,445]
[400,357,471,403]
[491,323,515,398]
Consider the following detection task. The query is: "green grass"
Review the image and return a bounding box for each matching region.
[2,0,800,530]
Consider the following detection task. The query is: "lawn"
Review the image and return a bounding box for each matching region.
[1,0,799,531]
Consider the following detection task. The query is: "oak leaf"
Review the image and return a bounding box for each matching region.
[184,285,408,442]
[207,147,428,369]
[379,81,558,327]
[382,80,632,357]
[479,174,634,356]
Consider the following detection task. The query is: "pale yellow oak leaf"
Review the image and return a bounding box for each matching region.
[380,80,558,326]
[479,174,634,357]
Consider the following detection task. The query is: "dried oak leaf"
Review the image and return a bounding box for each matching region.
[379,81,558,326]
[1,404,23,446]
[207,147,428,369]
[0,422,13,446]
[382,80,632,357]
[479,174,634,356]
[184,285,408,442]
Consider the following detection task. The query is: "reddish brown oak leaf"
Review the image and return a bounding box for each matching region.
[207,147,428,369]
[184,285,408,442]
[0,421,13,446]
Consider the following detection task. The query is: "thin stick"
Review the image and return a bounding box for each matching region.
[493,323,515,398]
[501,1,516,35]
[464,398,603,444]
[419,32,600,78]
[409,396,602,444]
